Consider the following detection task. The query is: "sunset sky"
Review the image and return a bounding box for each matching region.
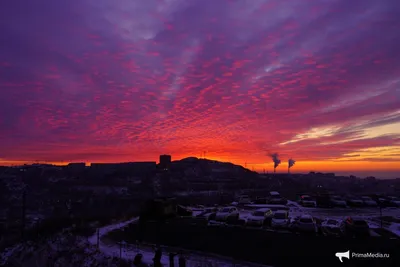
[0,0,399,177]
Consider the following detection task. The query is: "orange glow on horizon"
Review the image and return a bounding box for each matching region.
[1,156,398,176]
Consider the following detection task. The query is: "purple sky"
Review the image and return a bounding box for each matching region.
[0,0,399,175]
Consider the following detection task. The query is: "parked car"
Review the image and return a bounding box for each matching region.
[300,195,316,207]
[268,191,287,205]
[196,208,218,221]
[271,210,289,228]
[321,219,342,236]
[361,196,378,207]
[215,207,239,221]
[341,217,370,237]
[378,197,397,207]
[290,215,318,234]
[246,208,273,227]
[192,205,205,210]
[269,197,288,205]
[387,196,400,207]
[370,195,394,207]
[238,195,252,204]
[346,197,364,207]
[330,196,347,207]
[269,191,281,198]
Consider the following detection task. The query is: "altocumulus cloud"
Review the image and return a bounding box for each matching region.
[0,0,399,165]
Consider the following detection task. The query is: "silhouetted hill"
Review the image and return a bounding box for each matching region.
[169,157,258,179]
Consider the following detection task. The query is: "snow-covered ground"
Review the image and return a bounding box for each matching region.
[88,217,139,245]
[0,233,128,267]
[1,218,271,267]
[388,223,400,237]
[90,217,273,267]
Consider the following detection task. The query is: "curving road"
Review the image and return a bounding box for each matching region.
[88,217,272,267]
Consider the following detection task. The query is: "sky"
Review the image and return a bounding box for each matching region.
[0,0,399,177]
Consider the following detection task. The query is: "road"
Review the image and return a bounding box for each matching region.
[89,217,273,267]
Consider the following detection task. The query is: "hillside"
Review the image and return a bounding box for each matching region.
[168,157,258,180]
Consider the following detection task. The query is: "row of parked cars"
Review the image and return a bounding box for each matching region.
[292,215,371,237]
[195,206,371,237]
[236,191,400,209]
[249,191,288,205]
[299,194,400,208]
[196,206,289,228]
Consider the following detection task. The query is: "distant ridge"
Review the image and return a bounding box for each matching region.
[171,157,258,178]
[178,157,199,162]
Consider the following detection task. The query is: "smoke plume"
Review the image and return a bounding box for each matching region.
[270,153,281,171]
[288,158,296,168]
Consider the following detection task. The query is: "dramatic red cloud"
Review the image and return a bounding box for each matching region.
[0,0,399,177]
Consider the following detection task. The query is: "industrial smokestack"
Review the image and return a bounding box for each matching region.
[288,158,296,173]
[269,153,281,173]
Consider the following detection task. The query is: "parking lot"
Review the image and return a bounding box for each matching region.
[191,201,400,239]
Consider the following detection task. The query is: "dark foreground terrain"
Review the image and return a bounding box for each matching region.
[109,220,400,267]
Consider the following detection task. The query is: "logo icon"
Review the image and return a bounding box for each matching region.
[335,250,350,262]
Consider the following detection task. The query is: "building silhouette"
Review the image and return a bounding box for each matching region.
[159,155,172,170]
